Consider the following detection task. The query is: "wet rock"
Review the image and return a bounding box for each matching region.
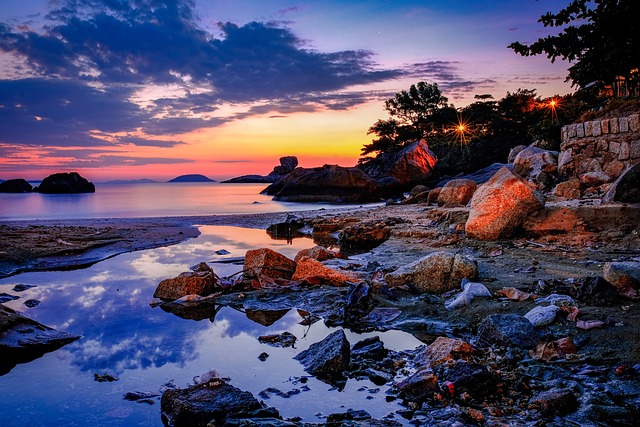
[0,304,81,375]
[94,373,118,382]
[385,252,478,294]
[245,308,289,326]
[396,368,439,402]
[553,178,582,199]
[465,167,545,240]
[244,249,296,281]
[477,314,539,349]
[602,163,640,203]
[258,332,297,348]
[293,246,337,263]
[12,284,36,292]
[266,214,306,242]
[440,361,496,397]
[351,336,388,361]
[292,257,354,287]
[603,261,640,299]
[124,391,159,401]
[0,293,19,303]
[154,263,219,301]
[344,281,373,321]
[0,178,32,193]
[160,381,268,427]
[35,172,95,193]
[294,329,350,379]
[435,179,477,206]
[223,419,298,427]
[326,408,371,423]
[414,337,475,369]
[530,387,579,417]
[23,299,41,308]
[338,218,406,252]
[258,352,269,361]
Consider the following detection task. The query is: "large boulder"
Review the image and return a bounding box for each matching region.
[261,164,398,203]
[465,167,545,240]
[36,172,95,193]
[294,329,350,379]
[436,179,477,206]
[0,178,32,193]
[602,163,640,204]
[272,156,298,175]
[160,381,267,427]
[0,304,81,375]
[385,251,478,294]
[513,147,558,189]
[154,263,219,301]
[243,249,296,281]
[359,139,438,187]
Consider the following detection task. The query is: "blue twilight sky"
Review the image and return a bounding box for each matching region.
[0,0,574,181]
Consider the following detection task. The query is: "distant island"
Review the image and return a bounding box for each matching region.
[105,179,157,184]
[168,174,216,183]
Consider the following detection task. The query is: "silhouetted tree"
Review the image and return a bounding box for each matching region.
[509,0,640,94]
[361,82,455,158]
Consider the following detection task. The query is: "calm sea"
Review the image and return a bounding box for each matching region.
[0,182,375,221]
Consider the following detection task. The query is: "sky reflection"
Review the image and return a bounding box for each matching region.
[0,225,423,425]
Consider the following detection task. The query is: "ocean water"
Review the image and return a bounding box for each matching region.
[0,226,422,426]
[0,182,377,221]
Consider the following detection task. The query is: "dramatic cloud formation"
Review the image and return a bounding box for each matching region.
[0,0,573,179]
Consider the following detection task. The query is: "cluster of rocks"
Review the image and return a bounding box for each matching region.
[262,139,437,203]
[0,172,95,193]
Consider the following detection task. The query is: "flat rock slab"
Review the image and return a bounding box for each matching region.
[0,304,81,375]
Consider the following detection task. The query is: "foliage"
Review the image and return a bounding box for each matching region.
[360,82,455,157]
[508,0,640,91]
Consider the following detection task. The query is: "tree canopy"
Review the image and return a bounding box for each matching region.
[508,0,640,91]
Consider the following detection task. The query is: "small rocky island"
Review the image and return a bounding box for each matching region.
[0,172,95,194]
[168,174,216,183]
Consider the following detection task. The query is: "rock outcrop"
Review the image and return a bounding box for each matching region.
[385,251,478,294]
[0,304,81,375]
[222,156,298,183]
[154,262,219,301]
[243,248,296,281]
[513,146,558,189]
[0,178,32,193]
[359,139,438,188]
[292,257,355,287]
[465,167,545,240]
[262,164,399,203]
[35,172,95,194]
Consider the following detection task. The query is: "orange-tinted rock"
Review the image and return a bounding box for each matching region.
[427,187,441,204]
[385,251,478,294]
[436,179,477,206]
[465,167,545,240]
[292,257,354,287]
[414,337,476,368]
[294,246,337,263]
[603,261,640,299]
[154,267,218,301]
[244,248,296,280]
[553,179,581,199]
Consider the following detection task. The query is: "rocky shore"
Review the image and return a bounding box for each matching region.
[2,178,638,425]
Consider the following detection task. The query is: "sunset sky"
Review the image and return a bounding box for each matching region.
[0,0,574,182]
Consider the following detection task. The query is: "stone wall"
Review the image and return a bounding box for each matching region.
[559,113,640,181]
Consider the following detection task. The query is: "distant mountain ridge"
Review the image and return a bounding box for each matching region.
[168,174,216,183]
[104,179,157,184]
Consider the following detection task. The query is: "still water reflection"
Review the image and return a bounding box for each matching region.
[0,226,423,426]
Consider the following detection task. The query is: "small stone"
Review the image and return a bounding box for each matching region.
[478,314,539,349]
[603,261,640,299]
[23,299,41,308]
[530,387,579,416]
[294,330,350,379]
